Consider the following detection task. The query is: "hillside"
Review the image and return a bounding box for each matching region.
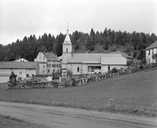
[0,69,157,116]
[0,28,157,62]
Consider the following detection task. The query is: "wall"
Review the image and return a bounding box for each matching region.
[67,63,127,75]
[34,52,47,62]
[146,48,157,64]
[37,63,47,75]
[47,61,61,75]
[0,69,36,83]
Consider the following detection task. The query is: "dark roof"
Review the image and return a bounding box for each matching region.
[146,41,157,50]
[43,52,58,61]
[0,62,37,69]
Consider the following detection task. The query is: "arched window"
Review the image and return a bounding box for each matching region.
[77,67,80,72]
[66,48,68,53]
[108,65,110,71]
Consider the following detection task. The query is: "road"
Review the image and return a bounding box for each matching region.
[0,101,156,128]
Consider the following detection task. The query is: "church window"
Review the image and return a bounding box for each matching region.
[66,48,68,53]
[26,74,29,77]
[77,67,80,72]
[108,65,110,71]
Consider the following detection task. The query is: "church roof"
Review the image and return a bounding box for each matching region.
[146,41,157,50]
[66,51,131,64]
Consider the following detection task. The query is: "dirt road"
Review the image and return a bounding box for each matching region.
[0,101,156,128]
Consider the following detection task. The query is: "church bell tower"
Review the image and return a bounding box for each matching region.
[63,28,72,55]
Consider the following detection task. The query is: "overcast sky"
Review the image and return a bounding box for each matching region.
[0,0,157,45]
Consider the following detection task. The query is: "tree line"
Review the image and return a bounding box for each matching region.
[0,28,157,62]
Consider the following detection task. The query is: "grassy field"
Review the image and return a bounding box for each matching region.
[0,115,48,128]
[0,70,157,116]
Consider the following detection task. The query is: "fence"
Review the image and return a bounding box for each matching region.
[75,72,121,86]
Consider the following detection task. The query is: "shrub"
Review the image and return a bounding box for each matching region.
[111,68,118,73]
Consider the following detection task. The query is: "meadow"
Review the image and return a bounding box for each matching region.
[0,115,47,128]
[0,70,157,117]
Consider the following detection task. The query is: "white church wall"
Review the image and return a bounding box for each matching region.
[82,64,88,74]
[71,64,82,75]
[63,44,72,54]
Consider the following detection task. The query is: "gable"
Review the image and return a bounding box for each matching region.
[146,41,157,50]
[35,52,47,62]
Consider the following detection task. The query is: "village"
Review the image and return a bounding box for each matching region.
[0,29,157,89]
[0,0,157,127]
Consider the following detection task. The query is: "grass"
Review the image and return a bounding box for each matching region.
[0,115,48,128]
[0,69,157,117]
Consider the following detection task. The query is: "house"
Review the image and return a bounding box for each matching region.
[15,58,28,62]
[59,29,132,75]
[145,40,157,64]
[0,62,37,83]
[34,52,61,75]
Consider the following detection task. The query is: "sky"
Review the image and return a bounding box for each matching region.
[0,0,157,45]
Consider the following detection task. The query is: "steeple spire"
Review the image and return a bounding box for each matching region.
[63,26,72,54]
[64,26,71,44]
[66,24,69,34]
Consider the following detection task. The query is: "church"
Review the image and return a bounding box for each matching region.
[59,29,131,75]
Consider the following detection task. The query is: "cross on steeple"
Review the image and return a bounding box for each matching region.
[63,25,72,54]
[66,24,69,34]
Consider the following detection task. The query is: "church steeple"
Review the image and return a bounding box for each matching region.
[63,28,72,45]
[63,28,72,54]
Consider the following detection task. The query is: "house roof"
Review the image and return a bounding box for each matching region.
[146,41,157,50]
[0,62,37,69]
[43,52,58,61]
[15,58,28,62]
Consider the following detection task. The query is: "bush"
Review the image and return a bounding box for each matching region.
[111,68,118,73]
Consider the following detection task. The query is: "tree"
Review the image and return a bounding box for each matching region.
[152,54,157,63]
[0,28,156,62]
[55,33,65,56]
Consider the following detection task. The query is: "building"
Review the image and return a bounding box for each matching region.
[145,41,157,64]
[15,58,28,62]
[34,52,61,75]
[59,29,131,75]
[0,62,37,83]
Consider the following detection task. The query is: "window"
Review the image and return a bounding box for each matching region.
[66,48,68,53]
[26,74,29,77]
[47,64,51,67]
[77,67,80,72]
[108,65,110,71]
[52,64,55,67]
[48,69,50,73]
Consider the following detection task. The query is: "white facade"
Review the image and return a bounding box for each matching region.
[146,48,157,64]
[0,62,37,83]
[60,30,129,75]
[34,52,47,62]
[0,69,36,82]
[35,52,61,75]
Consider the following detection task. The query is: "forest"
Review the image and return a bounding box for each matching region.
[0,28,157,63]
